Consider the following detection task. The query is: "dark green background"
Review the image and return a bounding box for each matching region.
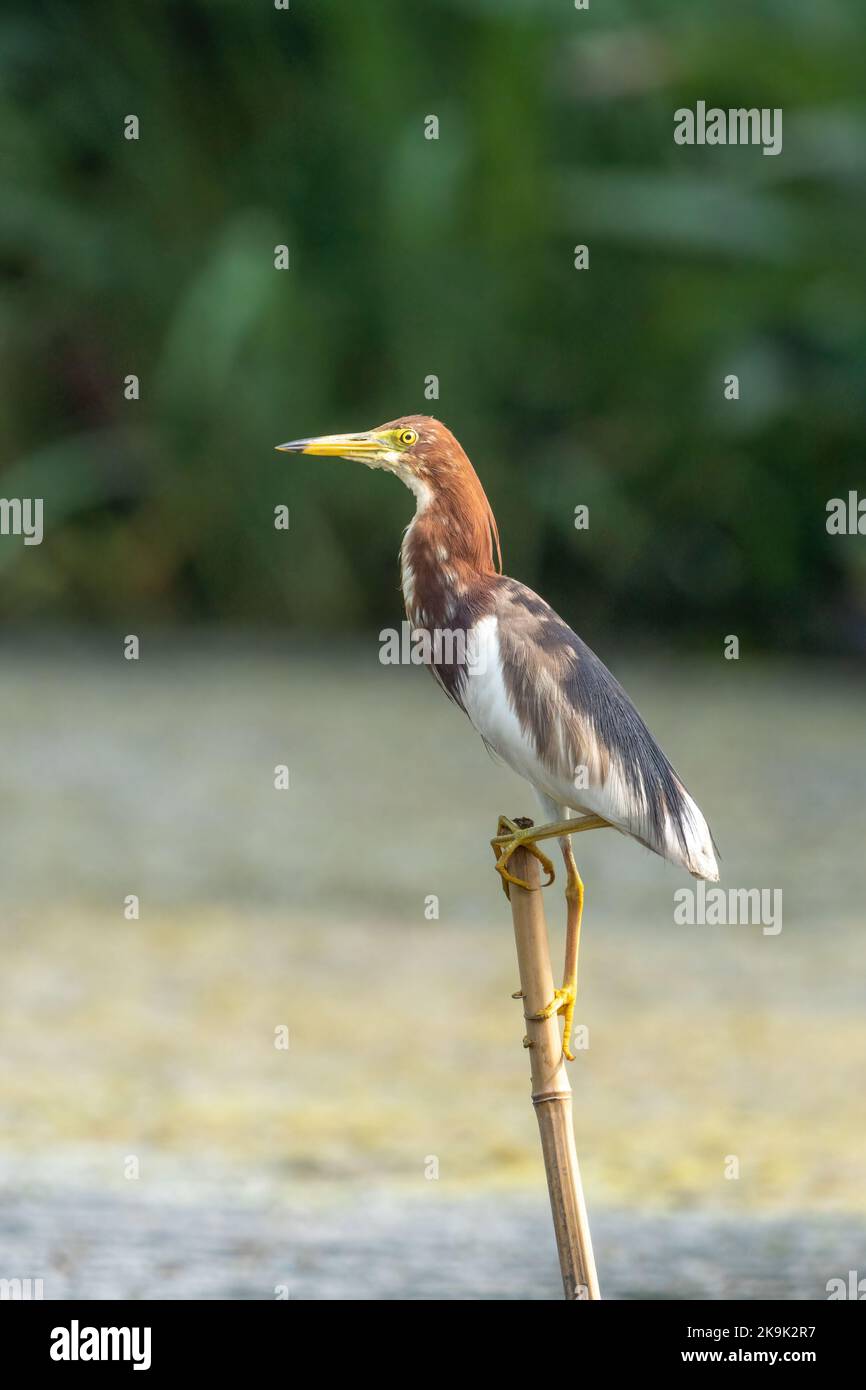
[2,0,864,649]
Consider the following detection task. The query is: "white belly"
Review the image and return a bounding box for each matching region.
[460,615,570,804]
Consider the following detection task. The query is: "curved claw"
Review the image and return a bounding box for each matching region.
[490,815,556,899]
[530,986,577,1062]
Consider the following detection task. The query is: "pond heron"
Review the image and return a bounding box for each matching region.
[278,417,719,1059]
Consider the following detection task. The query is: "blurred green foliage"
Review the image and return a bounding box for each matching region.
[1,0,864,649]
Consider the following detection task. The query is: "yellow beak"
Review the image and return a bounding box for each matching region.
[275,430,385,462]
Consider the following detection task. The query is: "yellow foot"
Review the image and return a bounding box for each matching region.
[490,816,556,899]
[530,986,577,1062]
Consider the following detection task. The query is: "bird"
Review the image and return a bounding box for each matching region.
[277,416,719,1059]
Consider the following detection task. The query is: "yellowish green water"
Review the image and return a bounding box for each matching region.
[1,638,863,1217]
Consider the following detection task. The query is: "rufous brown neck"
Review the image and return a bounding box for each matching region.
[399,460,501,628]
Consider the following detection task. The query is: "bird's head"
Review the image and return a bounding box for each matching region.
[277,414,502,571]
[276,415,465,492]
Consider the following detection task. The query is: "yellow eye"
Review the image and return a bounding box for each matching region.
[398,428,417,447]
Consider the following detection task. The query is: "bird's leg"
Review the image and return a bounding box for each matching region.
[495,815,598,1060]
[529,839,584,1061]
[490,813,608,898]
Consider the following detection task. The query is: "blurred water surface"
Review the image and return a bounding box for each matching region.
[0,637,864,1298]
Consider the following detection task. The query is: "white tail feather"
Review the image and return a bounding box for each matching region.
[663,789,719,881]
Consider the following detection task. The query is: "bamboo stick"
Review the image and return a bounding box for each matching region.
[507,827,600,1301]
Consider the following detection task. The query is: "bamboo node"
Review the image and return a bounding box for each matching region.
[531,1090,572,1107]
